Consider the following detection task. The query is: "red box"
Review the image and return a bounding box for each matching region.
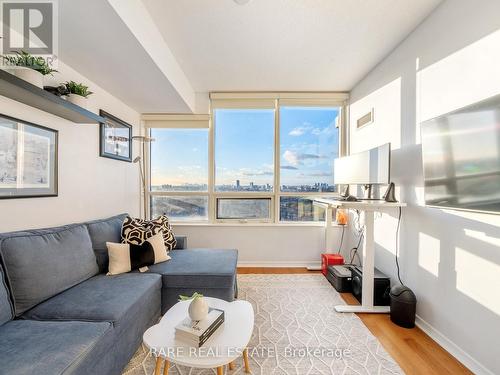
[321,253,344,275]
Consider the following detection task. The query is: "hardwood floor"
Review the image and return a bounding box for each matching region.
[238,267,472,375]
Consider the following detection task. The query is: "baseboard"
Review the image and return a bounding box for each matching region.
[415,315,493,375]
[237,260,322,268]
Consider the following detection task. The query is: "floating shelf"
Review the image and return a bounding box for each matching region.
[0,69,105,124]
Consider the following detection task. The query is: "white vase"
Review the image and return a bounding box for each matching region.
[14,68,44,88]
[67,94,88,109]
[188,297,209,321]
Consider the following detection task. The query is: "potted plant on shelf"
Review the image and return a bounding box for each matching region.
[64,81,93,108]
[2,50,57,88]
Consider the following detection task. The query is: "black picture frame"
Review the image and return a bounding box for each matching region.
[0,113,58,199]
[99,110,132,162]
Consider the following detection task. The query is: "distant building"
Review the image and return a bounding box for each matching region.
[236,180,240,189]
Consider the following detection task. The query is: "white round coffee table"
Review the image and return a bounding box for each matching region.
[143,297,254,375]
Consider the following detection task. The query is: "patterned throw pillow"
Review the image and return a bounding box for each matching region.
[107,233,171,275]
[121,215,177,250]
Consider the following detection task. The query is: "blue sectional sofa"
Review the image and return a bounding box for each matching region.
[0,214,238,375]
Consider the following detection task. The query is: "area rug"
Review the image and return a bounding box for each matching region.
[123,274,403,375]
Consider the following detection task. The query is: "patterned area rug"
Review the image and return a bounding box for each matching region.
[123,274,403,375]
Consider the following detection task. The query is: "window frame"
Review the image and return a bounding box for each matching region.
[144,93,348,225]
[145,115,211,223]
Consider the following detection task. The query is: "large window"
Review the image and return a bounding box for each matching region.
[214,109,275,192]
[150,129,208,192]
[147,94,346,224]
[280,107,338,193]
[148,116,210,222]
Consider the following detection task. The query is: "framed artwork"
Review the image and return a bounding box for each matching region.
[99,110,132,162]
[0,114,58,199]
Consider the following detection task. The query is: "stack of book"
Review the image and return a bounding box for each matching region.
[175,308,225,347]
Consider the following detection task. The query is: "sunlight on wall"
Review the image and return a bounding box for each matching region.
[374,213,398,255]
[349,77,401,153]
[455,247,500,316]
[443,208,500,227]
[418,232,440,277]
[417,29,500,127]
[464,229,500,248]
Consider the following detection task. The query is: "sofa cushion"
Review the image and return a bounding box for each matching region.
[148,249,238,289]
[0,319,112,375]
[85,213,128,273]
[0,224,98,316]
[122,215,177,250]
[107,233,171,275]
[0,264,13,325]
[147,249,238,313]
[23,272,161,328]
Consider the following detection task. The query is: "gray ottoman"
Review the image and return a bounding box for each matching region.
[147,248,238,313]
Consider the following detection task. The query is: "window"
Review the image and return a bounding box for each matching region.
[280,107,338,193]
[214,109,275,192]
[279,196,326,222]
[150,129,208,192]
[148,115,210,222]
[146,95,346,224]
[278,106,339,222]
[151,196,208,221]
[217,198,272,220]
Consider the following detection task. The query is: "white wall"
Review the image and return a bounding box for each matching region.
[0,62,141,232]
[348,0,500,373]
[173,224,346,267]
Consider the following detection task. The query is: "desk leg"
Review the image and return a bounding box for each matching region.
[154,357,163,375]
[229,361,235,370]
[217,366,224,375]
[325,205,334,252]
[361,210,375,308]
[334,210,389,314]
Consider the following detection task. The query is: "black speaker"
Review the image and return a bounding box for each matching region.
[350,266,390,306]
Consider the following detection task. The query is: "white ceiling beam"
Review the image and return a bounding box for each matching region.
[107,0,196,112]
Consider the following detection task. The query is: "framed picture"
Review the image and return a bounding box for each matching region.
[0,114,58,199]
[99,110,132,162]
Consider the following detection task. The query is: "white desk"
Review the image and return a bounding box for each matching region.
[314,198,406,314]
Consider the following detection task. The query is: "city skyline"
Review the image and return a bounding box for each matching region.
[151,179,335,193]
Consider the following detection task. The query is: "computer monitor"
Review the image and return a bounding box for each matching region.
[334,143,391,185]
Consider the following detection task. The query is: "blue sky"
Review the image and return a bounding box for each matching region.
[150,107,339,187]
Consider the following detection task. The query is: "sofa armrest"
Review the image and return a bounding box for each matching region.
[174,235,187,250]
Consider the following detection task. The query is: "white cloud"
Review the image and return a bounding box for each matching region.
[303,171,332,177]
[283,150,326,167]
[283,150,299,166]
[289,127,307,136]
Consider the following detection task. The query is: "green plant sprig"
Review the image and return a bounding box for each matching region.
[64,81,93,98]
[178,292,203,301]
[2,51,57,75]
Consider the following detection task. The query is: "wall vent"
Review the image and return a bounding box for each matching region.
[357,109,374,129]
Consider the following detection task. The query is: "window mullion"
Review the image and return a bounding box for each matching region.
[274,99,280,223]
[209,109,215,223]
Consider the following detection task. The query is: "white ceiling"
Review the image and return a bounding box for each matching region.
[58,0,442,113]
[142,0,442,92]
[59,0,193,113]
